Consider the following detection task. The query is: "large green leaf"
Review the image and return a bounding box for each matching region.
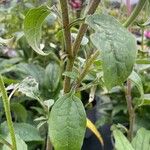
[132,128,150,150]
[24,5,50,55]
[0,123,42,142]
[48,92,86,150]
[112,128,134,150]
[2,134,27,150]
[86,14,137,89]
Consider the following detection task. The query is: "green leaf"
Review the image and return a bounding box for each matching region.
[48,92,86,150]
[132,128,150,150]
[0,123,42,142]
[10,103,27,122]
[24,5,50,55]
[45,62,61,92]
[2,134,27,150]
[44,99,54,110]
[18,76,40,100]
[16,63,45,86]
[112,127,134,150]
[140,94,150,106]
[128,71,144,105]
[142,18,150,26]
[86,14,137,89]
[63,71,78,80]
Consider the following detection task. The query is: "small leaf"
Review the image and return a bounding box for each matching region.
[63,71,78,80]
[24,5,50,55]
[86,14,137,89]
[48,92,86,150]
[37,121,47,130]
[128,71,144,105]
[141,94,150,106]
[34,116,47,122]
[86,118,104,146]
[132,128,150,150]
[112,127,134,150]
[2,134,27,150]
[18,76,40,100]
[44,99,54,110]
[45,62,61,92]
[11,103,27,122]
[142,18,150,26]
[0,123,42,142]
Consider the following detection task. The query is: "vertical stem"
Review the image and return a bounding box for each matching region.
[126,0,131,16]
[0,76,17,150]
[141,27,145,51]
[59,0,73,93]
[76,51,100,88]
[125,80,135,141]
[73,0,100,56]
[46,129,52,150]
[123,0,147,28]
[59,0,72,56]
[63,58,75,93]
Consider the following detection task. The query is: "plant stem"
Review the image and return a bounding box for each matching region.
[141,27,145,51]
[126,0,131,16]
[59,0,74,93]
[0,76,17,150]
[125,79,135,141]
[72,0,100,56]
[76,51,100,88]
[59,0,72,56]
[63,0,100,93]
[46,129,52,150]
[123,0,147,28]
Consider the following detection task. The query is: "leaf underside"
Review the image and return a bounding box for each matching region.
[24,5,50,55]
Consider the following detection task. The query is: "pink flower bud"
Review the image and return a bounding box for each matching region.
[69,0,82,10]
[144,31,150,39]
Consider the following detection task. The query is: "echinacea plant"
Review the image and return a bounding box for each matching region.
[0,0,149,149]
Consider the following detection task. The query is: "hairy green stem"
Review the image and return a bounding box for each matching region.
[59,0,73,93]
[0,76,17,150]
[59,0,72,56]
[63,58,75,93]
[125,80,135,141]
[76,51,100,88]
[73,0,100,56]
[141,27,145,51]
[124,0,147,28]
